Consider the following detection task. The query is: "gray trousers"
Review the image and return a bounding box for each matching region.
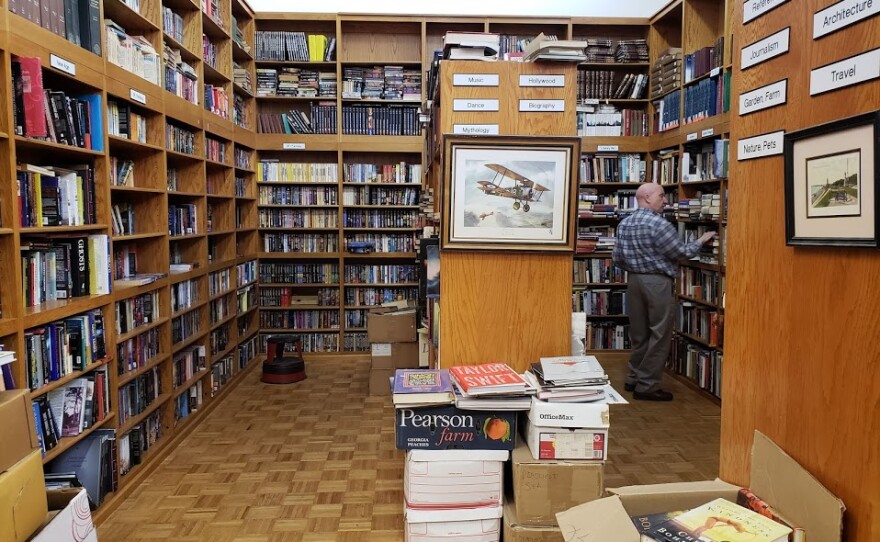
[626,273,674,393]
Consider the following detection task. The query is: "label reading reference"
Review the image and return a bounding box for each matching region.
[814,0,879,39]
[452,73,500,86]
[741,27,791,70]
[519,74,565,87]
[809,48,880,95]
[743,0,790,24]
[737,130,785,161]
[282,142,306,150]
[129,89,147,104]
[453,124,500,135]
[50,54,76,76]
[453,99,500,112]
[519,99,565,112]
[739,79,788,115]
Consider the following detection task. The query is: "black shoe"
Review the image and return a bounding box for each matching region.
[633,389,674,401]
[624,382,635,392]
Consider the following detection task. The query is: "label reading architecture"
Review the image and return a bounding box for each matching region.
[814,0,879,38]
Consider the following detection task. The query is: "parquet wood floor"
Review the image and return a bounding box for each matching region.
[97,357,720,542]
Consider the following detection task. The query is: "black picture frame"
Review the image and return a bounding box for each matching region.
[783,111,880,247]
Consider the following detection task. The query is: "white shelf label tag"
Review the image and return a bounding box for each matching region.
[50,54,76,76]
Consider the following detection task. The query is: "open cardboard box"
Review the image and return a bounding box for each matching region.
[556,431,845,542]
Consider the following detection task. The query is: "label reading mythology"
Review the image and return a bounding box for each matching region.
[743,0,790,24]
[739,79,788,115]
[453,99,500,112]
[452,74,500,86]
[810,48,880,95]
[814,0,879,39]
[741,27,790,70]
[738,130,785,161]
[453,124,500,135]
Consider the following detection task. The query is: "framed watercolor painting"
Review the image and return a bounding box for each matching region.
[441,136,580,251]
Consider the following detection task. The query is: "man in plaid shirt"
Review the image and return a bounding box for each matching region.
[612,183,715,401]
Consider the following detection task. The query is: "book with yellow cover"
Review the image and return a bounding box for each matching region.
[649,498,793,542]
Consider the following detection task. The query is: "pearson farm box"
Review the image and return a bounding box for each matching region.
[395,406,517,451]
[555,431,845,542]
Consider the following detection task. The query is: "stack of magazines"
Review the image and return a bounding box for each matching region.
[524,355,610,402]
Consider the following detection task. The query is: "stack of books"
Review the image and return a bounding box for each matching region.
[524,355,610,402]
[442,31,500,62]
[651,47,683,98]
[391,369,454,408]
[522,33,588,63]
[448,363,534,410]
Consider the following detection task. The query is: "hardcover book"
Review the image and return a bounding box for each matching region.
[392,370,454,407]
[448,363,526,396]
[650,498,793,542]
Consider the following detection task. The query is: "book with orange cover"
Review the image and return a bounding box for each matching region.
[448,363,526,396]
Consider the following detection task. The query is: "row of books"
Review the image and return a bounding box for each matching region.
[32,370,110,453]
[574,37,649,63]
[258,263,339,284]
[342,209,418,228]
[9,0,102,55]
[576,70,648,100]
[105,21,160,85]
[576,106,649,137]
[256,68,337,98]
[258,185,337,205]
[25,309,107,390]
[342,186,420,206]
[258,208,338,229]
[21,235,112,307]
[259,288,339,307]
[17,163,97,228]
[255,31,336,62]
[341,66,421,101]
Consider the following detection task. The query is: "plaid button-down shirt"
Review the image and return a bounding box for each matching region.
[612,208,702,278]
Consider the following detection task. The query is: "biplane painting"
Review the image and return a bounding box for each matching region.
[448,143,574,249]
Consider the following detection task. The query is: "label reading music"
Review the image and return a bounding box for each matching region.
[741,27,790,70]
[814,0,879,39]
[452,74,500,86]
[453,99,500,112]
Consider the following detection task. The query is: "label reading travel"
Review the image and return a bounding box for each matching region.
[453,99,500,111]
[738,130,785,160]
[453,124,500,135]
[519,99,565,112]
[50,54,76,76]
[739,79,788,115]
[519,74,565,87]
[282,142,306,150]
[814,0,879,39]
[452,74,500,86]
[129,89,147,104]
[809,48,880,95]
[741,27,790,70]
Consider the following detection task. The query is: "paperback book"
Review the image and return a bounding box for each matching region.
[649,498,793,542]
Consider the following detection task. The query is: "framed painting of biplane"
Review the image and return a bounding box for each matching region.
[441,135,579,251]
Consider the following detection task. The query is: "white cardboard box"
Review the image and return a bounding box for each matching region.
[405,450,508,509]
[30,488,97,542]
[525,418,609,461]
[405,505,502,542]
[528,398,610,428]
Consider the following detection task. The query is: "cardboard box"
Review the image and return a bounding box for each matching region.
[556,431,845,542]
[0,390,40,473]
[503,503,563,542]
[528,398,609,429]
[511,442,603,526]
[371,342,420,369]
[418,328,430,368]
[396,406,517,451]
[0,449,49,542]
[405,449,508,509]
[30,488,97,542]
[369,368,394,396]
[525,418,608,461]
[405,505,502,542]
[368,306,418,343]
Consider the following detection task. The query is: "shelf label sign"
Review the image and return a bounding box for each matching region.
[282,142,306,150]
[710,67,721,77]
[737,130,785,161]
[743,0,790,24]
[519,74,565,87]
[129,89,147,105]
[453,124,500,135]
[687,132,699,141]
[519,99,565,112]
[701,128,715,137]
[453,99,500,111]
[597,145,619,152]
[50,54,76,76]
[739,79,788,115]
[814,0,880,39]
[809,48,880,96]
[741,27,790,70]
[583,98,600,105]
[453,73,500,86]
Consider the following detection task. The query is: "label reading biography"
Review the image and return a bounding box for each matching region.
[737,130,785,161]
[518,74,565,87]
[810,48,880,95]
[50,54,76,76]
[743,0,790,24]
[453,99,500,111]
[814,0,879,39]
[741,27,790,70]
[739,79,788,115]
[518,99,565,112]
[453,124,500,135]
[452,73,500,86]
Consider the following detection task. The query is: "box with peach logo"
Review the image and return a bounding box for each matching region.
[395,406,517,450]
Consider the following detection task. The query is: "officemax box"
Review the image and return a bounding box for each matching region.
[396,406,517,451]
[405,449,508,509]
[511,442,603,526]
[503,503,564,542]
[0,390,41,473]
[0,449,49,542]
[405,505,502,542]
[29,488,97,542]
[556,431,845,542]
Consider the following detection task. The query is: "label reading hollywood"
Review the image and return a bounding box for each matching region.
[519,99,565,112]
[453,124,500,135]
[741,27,790,70]
[810,48,880,95]
[50,54,76,76]
[739,79,788,115]
[738,130,785,161]
[453,99,500,112]
[814,0,879,39]
[743,0,790,24]
[282,142,306,150]
[452,73,500,86]
[519,74,565,87]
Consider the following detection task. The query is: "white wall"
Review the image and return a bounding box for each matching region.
[247,0,669,18]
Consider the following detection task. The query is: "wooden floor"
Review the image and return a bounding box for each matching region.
[97,357,720,541]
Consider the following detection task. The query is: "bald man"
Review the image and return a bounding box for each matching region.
[612,183,716,401]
